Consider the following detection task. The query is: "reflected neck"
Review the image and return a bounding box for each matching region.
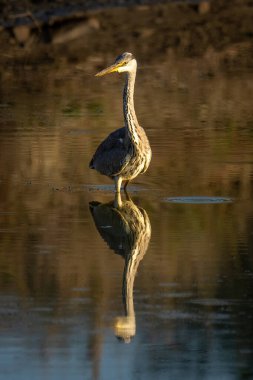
[122,249,137,318]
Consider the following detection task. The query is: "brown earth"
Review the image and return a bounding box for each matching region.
[0,0,253,71]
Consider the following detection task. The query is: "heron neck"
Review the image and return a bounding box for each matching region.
[123,70,139,144]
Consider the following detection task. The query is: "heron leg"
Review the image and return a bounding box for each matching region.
[114,192,122,208]
[114,176,122,193]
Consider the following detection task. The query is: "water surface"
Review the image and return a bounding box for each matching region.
[0,62,253,379]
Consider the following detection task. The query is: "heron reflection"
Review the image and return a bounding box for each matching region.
[89,192,151,343]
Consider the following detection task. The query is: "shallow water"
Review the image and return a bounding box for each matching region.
[0,61,253,379]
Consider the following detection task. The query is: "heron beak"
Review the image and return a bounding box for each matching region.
[95,62,123,77]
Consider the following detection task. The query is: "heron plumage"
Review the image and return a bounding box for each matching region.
[89,52,152,192]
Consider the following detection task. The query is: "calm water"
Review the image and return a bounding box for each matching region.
[1,60,253,380]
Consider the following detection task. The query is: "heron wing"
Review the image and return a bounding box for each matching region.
[89,127,130,176]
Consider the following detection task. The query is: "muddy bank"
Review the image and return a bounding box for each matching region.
[0,0,253,71]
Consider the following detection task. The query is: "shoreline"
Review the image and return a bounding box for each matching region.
[0,0,253,71]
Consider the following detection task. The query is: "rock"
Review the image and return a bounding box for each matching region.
[52,22,90,44]
[140,28,154,38]
[52,18,100,45]
[87,17,100,30]
[198,1,211,15]
[13,25,31,45]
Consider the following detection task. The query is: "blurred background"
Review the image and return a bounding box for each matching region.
[0,1,253,379]
[0,0,253,67]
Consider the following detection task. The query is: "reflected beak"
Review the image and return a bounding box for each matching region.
[95,62,123,77]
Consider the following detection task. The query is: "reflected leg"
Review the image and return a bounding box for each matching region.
[124,180,129,191]
[124,188,132,202]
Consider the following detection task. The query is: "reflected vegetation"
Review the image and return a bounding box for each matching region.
[89,192,151,343]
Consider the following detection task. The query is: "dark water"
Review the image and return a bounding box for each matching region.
[1,60,253,380]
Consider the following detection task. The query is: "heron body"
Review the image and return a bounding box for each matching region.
[89,52,152,192]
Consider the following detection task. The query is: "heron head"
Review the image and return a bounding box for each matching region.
[95,52,137,77]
